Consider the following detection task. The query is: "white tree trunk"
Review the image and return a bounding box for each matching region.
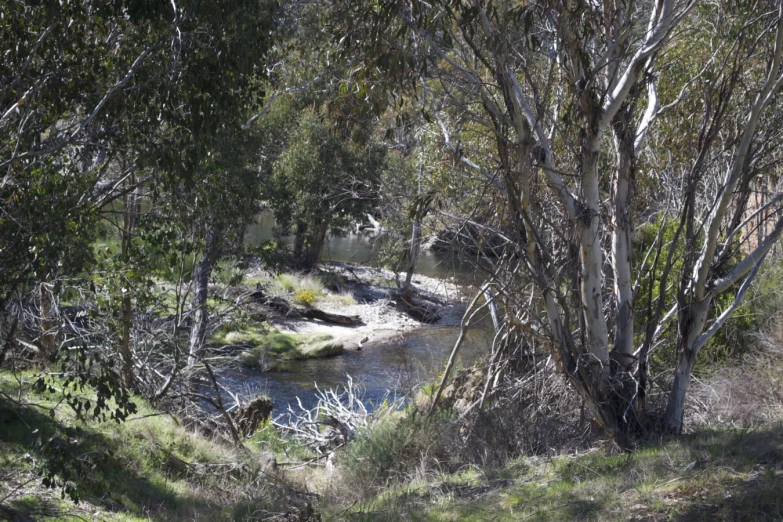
[612,126,635,357]
[578,137,610,378]
[187,227,220,368]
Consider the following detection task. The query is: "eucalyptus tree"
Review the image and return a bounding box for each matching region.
[331,0,783,439]
[1,0,274,366]
[267,108,385,270]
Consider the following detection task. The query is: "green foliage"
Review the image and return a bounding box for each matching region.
[266,109,385,269]
[0,372,291,519]
[338,412,452,497]
[214,258,247,286]
[293,289,318,306]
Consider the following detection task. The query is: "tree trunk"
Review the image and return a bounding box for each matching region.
[404,167,424,297]
[119,182,142,388]
[187,227,221,368]
[664,297,711,432]
[293,221,307,263]
[578,133,611,380]
[299,218,329,270]
[404,214,422,296]
[39,282,56,358]
[611,119,635,358]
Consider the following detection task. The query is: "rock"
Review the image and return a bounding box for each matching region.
[433,366,487,414]
[259,451,277,472]
[234,396,273,437]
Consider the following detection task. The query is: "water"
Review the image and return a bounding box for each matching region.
[222,324,492,414]
[235,211,492,415]
[244,211,478,281]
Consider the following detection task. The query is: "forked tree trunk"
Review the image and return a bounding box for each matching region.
[297,218,330,271]
[664,298,711,432]
[187,227,221,367]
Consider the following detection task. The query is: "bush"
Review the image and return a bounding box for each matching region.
[214,259,246,286]
[294,289,317,306]
[336,412,453,498]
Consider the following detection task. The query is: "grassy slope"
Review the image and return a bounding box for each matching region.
[3,365,783,521]
[0,371,290,522]
[334,423,783,521]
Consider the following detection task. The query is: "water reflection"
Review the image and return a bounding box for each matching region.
[221,324,492,414]
[244,211,477,281]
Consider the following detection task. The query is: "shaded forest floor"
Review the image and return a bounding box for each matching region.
[3,365,783,521]
[330,422,783,521]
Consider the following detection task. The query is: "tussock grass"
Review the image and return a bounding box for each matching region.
[328,422,783,521]
[210,325,343,367]
[0,371,294,521]
[269,273,325,299]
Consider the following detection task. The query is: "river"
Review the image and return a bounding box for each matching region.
[231,212,491,414]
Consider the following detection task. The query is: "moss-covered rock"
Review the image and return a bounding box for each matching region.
[212,326,344,368]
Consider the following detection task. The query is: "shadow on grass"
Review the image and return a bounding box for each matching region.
[670,423,783,521]
[0,399,232,521]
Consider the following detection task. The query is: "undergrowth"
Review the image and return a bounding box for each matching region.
[0,371,298,521]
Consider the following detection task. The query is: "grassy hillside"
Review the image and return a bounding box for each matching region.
[3,347,783,521]
[0,371,299,521]
[329,423,783,521]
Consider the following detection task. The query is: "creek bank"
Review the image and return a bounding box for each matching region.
[210,262,468,370]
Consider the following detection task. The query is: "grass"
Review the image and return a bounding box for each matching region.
[210,325,343,367]
[0,371,293,521]
[327,421,783,521]
[269,273,325,299]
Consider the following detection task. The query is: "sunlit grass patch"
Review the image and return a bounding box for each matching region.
[328,421,783,521]
[210,325,343,366]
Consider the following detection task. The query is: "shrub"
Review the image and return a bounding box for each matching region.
[294,289,317,306]
[336,412,454,498]
[213,258,246,286]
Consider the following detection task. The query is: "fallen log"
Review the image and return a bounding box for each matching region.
[300,308,361,325]
[251,290,362,326]
[398,293,441,323]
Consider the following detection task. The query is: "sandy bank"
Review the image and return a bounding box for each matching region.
[250,262,469,352]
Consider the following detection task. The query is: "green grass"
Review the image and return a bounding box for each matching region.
[269,273,325,300]
[329,422,783,521]
[210,325,343,367]
[0,371,293,521]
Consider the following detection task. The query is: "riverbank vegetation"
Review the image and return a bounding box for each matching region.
[4,0,783,520]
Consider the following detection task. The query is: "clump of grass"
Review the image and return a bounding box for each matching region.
[319,290,357,306]
[335,412,455,499]
[297,334,343,358]
[294,288,318,306]
[268,272,325,300]
[214,326,343,367]
[274,273,298,294]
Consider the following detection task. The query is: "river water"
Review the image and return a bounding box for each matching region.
[232,212,491,414]
[244,211,479,281]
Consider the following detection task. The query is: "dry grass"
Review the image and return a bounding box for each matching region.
[685,316,783,428]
